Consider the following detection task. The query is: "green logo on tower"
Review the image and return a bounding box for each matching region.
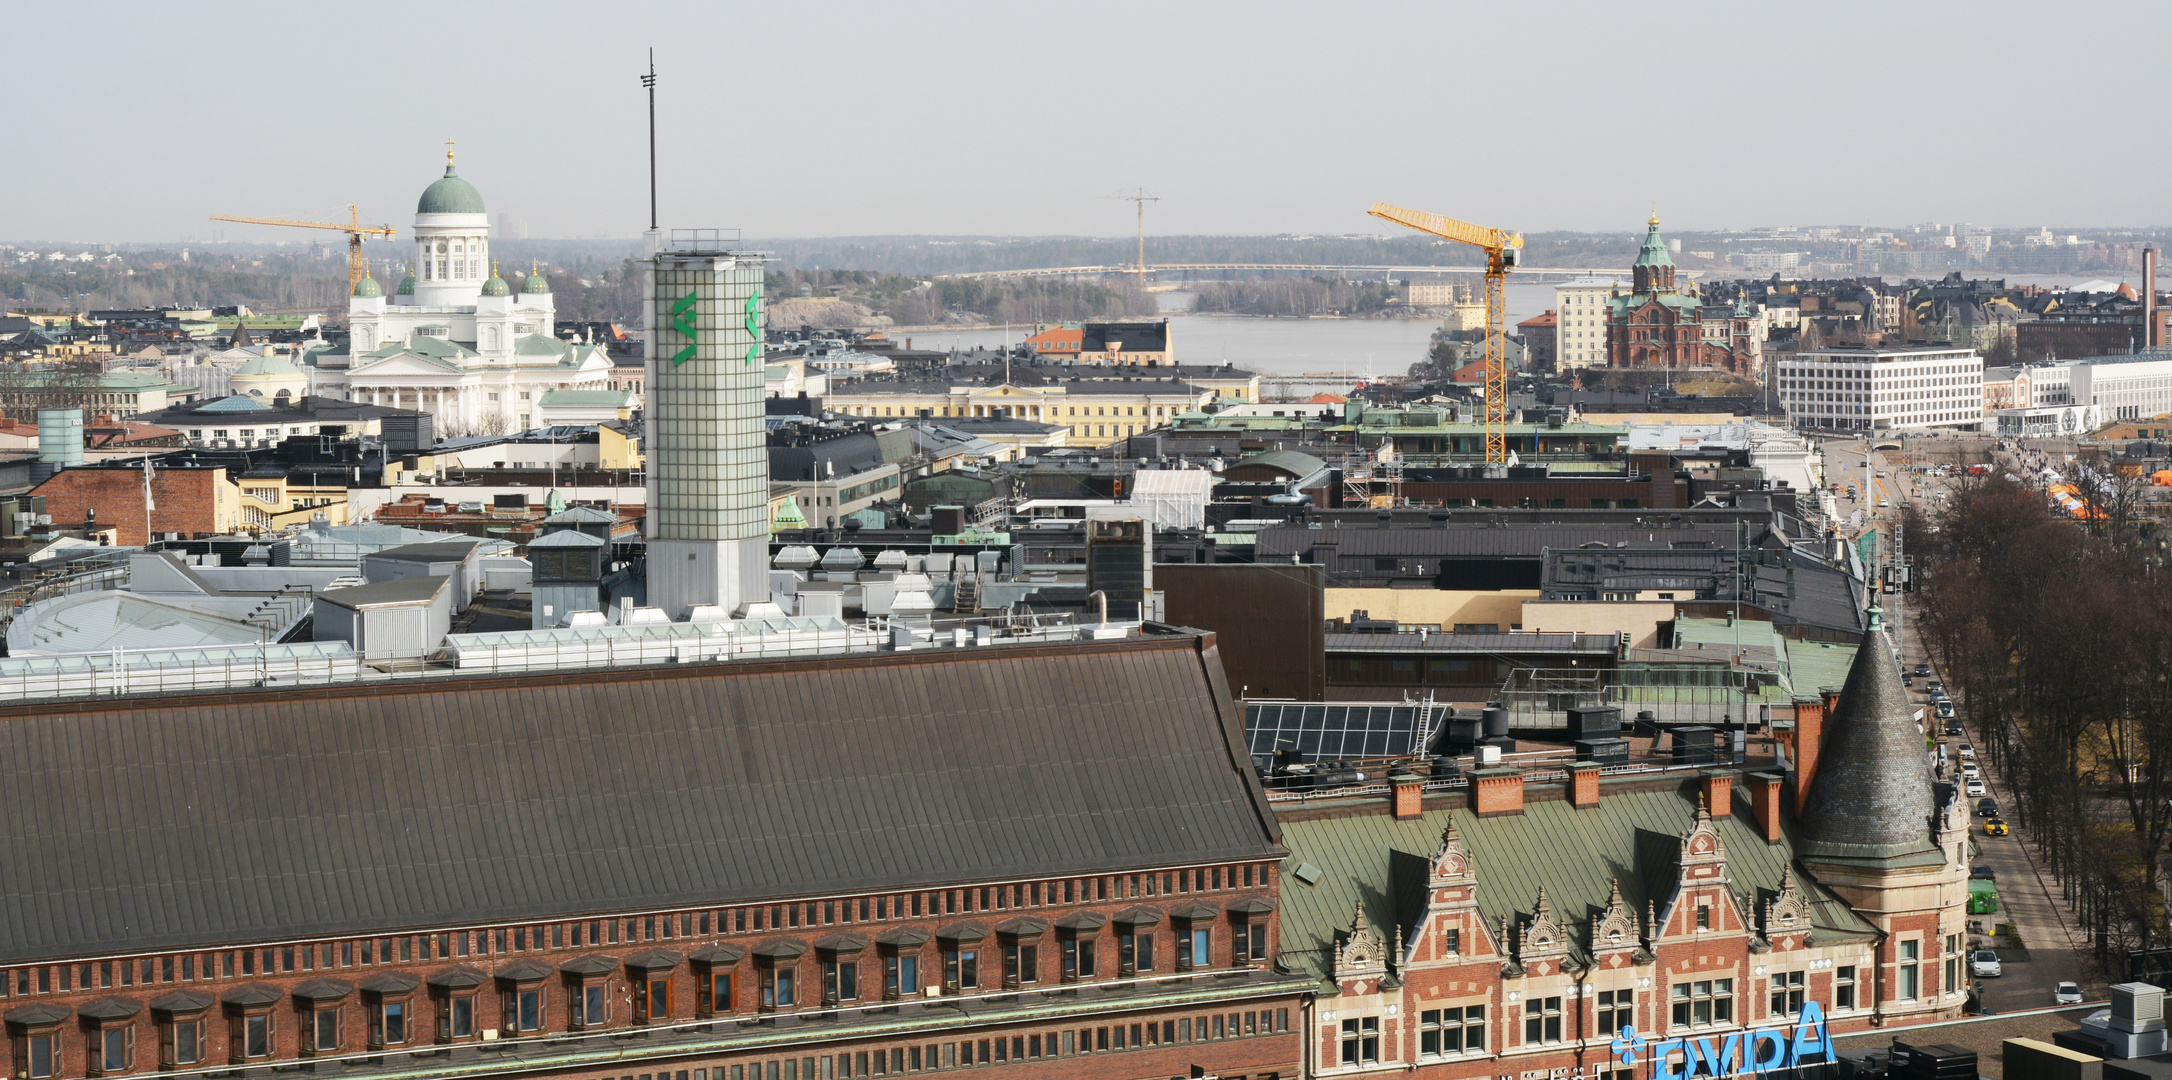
[669,291,698,366]
[743,288,762,364]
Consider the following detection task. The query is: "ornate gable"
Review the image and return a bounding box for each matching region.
[1517,887,1571,974]
[1413,816,1498,965]
[1680,795,1728,876]
[1430,815,1476,891]
[1758,864,1814,946]
[1590,878,1638,955]
[1333,903,1390,988]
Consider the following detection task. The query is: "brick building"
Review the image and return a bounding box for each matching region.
[0,632,1311,1080]
[1518,311,1557,373]
[1606,217,1757,374]
[25,462,241,544]
[1273,616,1969,1078]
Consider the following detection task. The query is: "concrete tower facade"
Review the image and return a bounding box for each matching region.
[643,241,771,618]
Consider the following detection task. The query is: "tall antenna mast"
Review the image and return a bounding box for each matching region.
[1101,189,1160,277]
[642,49,658,232]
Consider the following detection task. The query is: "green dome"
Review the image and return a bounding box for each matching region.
[481,272,511,297]
[395,270,415,295]
[352,274,382,298]
[521,269,552,295]
[417,165,486,215]
[1633,214,1674,269]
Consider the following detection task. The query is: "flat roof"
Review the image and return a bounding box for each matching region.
[317,576,449,608]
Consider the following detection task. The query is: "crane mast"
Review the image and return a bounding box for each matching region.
[1367,202,1522,464]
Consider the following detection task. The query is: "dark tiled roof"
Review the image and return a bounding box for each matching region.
[0,635,1276,964]
[1798,624,1939,862]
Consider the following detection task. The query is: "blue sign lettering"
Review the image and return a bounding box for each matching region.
[1611,999,1830,1079]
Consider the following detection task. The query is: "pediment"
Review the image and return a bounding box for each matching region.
[350,351,469,378]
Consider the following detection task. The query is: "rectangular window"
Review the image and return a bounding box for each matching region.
[449,996,473,1039]
[762,965,797,1008]
[28,1034,53,1079]
[1419,1005,1485,1056]
[573,984,605,1027]
[1340,1016,1381,1065]
[1670,979,1734,1028]
[1061,937,1097,980]
[100,1027,131,1073]
[824,961,858,1003]
[313,1008,340,1051]
[516,989,542,1032]
[1178,927,1210,970]
[373,1001,407,1046]
[1769,971,1804,1018]
[641,974,673,1020]
[1524,996,1563,1044]
[1597,989,1633,1036]
[1900,940,1921,1000]
[881,956,915,999]
[243,1015,270,1059]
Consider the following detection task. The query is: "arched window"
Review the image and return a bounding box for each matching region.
[275,389,291,406]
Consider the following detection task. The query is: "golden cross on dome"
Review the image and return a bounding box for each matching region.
[445,137,456,166]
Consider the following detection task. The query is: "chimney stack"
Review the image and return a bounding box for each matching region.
[1472,769,1525,817]
[1793,695,1829,816]
[1748,772,1785,843]
[1390,772,1424,821]
[1569,762,1601,809]
[1702,770,1735,817]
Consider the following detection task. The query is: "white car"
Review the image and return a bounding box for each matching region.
[1961,763,1980,779]
[1971,950,2002,978]
[1966,779,1988,797]
[2055,982,2084,1005]
[1959,745,1976,761]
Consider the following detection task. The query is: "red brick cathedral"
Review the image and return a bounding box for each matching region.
[1606,215,1760,374]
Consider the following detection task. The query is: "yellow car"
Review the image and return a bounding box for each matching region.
[1983,818,2010,837]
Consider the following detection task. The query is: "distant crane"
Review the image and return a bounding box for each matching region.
[1101,189,1160,277]
[207,204,396,292]
[1367,202,1523,464]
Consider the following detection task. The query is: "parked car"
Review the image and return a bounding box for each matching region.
[1903,675,1914,687]
[1937,701,1957,719]
[1966,779,1988,797]
[1971,865,1996,880]
[2056,982,2084,1005]
[1971,950,2003,977]
[1984,818,2010,836]
[1928,681,1944,694]
[1945,723,1964,736]
[1914,663,1933,677]
[1959,745,1976,761]
[1977,798,1999,817]
[1962,762,1980,778]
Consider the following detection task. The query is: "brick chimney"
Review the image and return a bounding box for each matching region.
[1472,769,1524,817]
[1569,762,1601,809]
[1794,695,1828,815]
[1390,772,1424,821]
[1702,770,1734,817]
[1748,771,1784,843]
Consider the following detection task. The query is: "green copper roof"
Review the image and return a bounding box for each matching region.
[352,274,382,298]
[521,270,551,294]
[1634,217,1674,269]
[395,271,415,295]
[481,273,511,297]
[417,166,486,215]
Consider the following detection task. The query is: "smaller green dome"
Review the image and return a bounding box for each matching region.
[352,274,382,298]
[481,263,511,297]
[395,269,416,295]
[521,264,551,294]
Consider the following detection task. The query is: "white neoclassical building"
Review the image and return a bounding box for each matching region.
[306,149,614,435]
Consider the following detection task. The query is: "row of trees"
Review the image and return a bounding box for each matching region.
[1912,473,2172,966]
[1186,277,1400,317]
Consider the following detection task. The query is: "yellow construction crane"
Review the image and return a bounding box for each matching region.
[1367,202,1522,464]
[208,204,396,292]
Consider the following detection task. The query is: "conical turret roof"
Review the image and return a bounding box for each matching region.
[1797,615,1938,862]
[1634,213,1674,270]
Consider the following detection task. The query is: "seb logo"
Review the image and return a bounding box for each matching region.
[667,288,763,367]
[1610,1001,1830,1080]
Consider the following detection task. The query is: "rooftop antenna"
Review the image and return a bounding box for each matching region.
[641,49,658,233]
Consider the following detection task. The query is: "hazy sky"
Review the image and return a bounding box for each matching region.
[10,2,2166,243]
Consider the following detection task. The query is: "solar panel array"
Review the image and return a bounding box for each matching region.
[1246,703,1425,770]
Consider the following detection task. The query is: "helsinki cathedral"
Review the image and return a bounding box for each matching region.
[305,146,614,433]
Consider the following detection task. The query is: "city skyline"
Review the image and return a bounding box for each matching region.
[7,1,2170,242]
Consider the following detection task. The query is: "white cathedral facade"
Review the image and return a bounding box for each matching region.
[306,150,614,434]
